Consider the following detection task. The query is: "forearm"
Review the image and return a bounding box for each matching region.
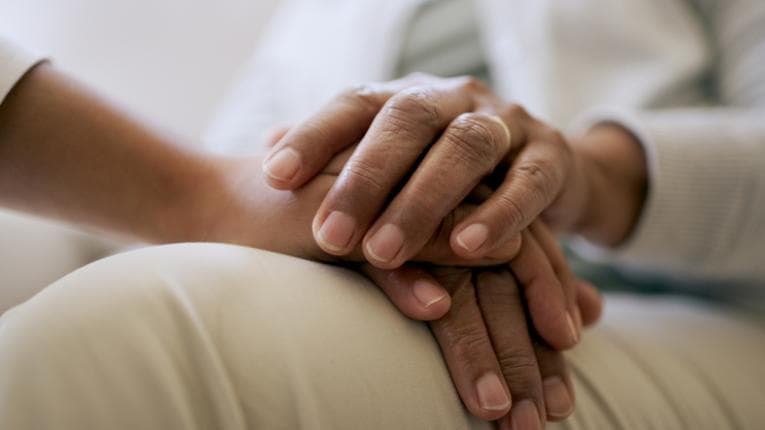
[0,63,222,242]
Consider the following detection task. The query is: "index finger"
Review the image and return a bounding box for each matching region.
[261,81,403,189]
[262,74,443,189]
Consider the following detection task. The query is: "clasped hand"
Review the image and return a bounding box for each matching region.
[214,74,604,428]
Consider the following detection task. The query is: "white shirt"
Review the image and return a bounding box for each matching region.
[0,37,42,103]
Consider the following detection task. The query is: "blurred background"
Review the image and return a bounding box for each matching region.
[0,0,280,311]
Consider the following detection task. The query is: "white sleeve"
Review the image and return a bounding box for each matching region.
[574,0,765,283]
[0,37,45,104]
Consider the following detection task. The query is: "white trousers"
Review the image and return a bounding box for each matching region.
[1,244,763,429]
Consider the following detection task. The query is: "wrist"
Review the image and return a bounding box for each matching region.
[144,149,231,244]
[570,124,648,247]
[169,153,272,245]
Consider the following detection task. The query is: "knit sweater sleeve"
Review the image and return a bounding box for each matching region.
[574,0,765,283]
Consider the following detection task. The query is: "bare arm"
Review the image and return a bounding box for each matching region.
[0,62,222,242]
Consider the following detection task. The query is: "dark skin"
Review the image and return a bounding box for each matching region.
[0,64,605,427]
[266,74,646,425]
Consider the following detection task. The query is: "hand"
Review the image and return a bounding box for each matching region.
[256,128,586,350]
[211,116,606,424]
[190,143,520,268]
[365,221,603,426]
[263,74,648,264]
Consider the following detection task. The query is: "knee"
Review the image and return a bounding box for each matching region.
[0,243,387,428]
[0,243,371,352]
[0,242,402,375]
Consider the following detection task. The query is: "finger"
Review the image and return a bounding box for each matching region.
[511,230,578,350]
[410,203,522,268]
[532,341,575,421]
[361,112,511,269]
[451,133,570,259]
[263,73,446,189]
[262,80,404,189]
[312,79,478,256]
[263,125,290,148]
[361,263,450,321]
[576,280,604,327]
[428,268,512,420]
[529,221,582,334]
[475,271,545,430]
[340,203,521,267]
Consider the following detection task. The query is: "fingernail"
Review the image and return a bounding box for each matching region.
[511,400,542,430]
[475,373,511,412]
[567,312,580,344]
[365,224,404,263]
[412,280,447,308]
[263,148,301,182]
[543,377,574,419]
[456,223,489,253]
[316,211,356,252]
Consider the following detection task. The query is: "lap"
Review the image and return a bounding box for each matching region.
[1,244,762,429]
[560,295,765,429]
[0,243,487,430]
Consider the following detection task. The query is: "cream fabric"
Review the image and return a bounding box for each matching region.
[1,244,763,429]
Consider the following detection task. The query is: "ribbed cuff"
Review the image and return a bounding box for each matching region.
[569,107,760,277]
[0,37,45,104]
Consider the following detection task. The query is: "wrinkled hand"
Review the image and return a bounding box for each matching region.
[251,79,609,425]
[259,128,584,350]
[365,221,603,426]
[201,144,521,269]
[200,135,605,426]
[263,73,594,267]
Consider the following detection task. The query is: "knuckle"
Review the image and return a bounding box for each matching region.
[447,113,504,168]
[340,158,387,194]
[477,271,517,291]
[298,119,333,147]
[456,75,490,93]
[339,84,385,114]
[494,192,529,230]
[501,103,530,120]
[497,352,540,381]
[481,281,523,305]
[384,88,442,128]
[541,127,566,145]
[448,326,493,363]
[515,159,562,200]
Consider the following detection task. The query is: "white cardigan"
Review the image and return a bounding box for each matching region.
[206,0,765,289]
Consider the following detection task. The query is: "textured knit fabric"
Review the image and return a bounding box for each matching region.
[1,244,764,429]
[206,0,765,293]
